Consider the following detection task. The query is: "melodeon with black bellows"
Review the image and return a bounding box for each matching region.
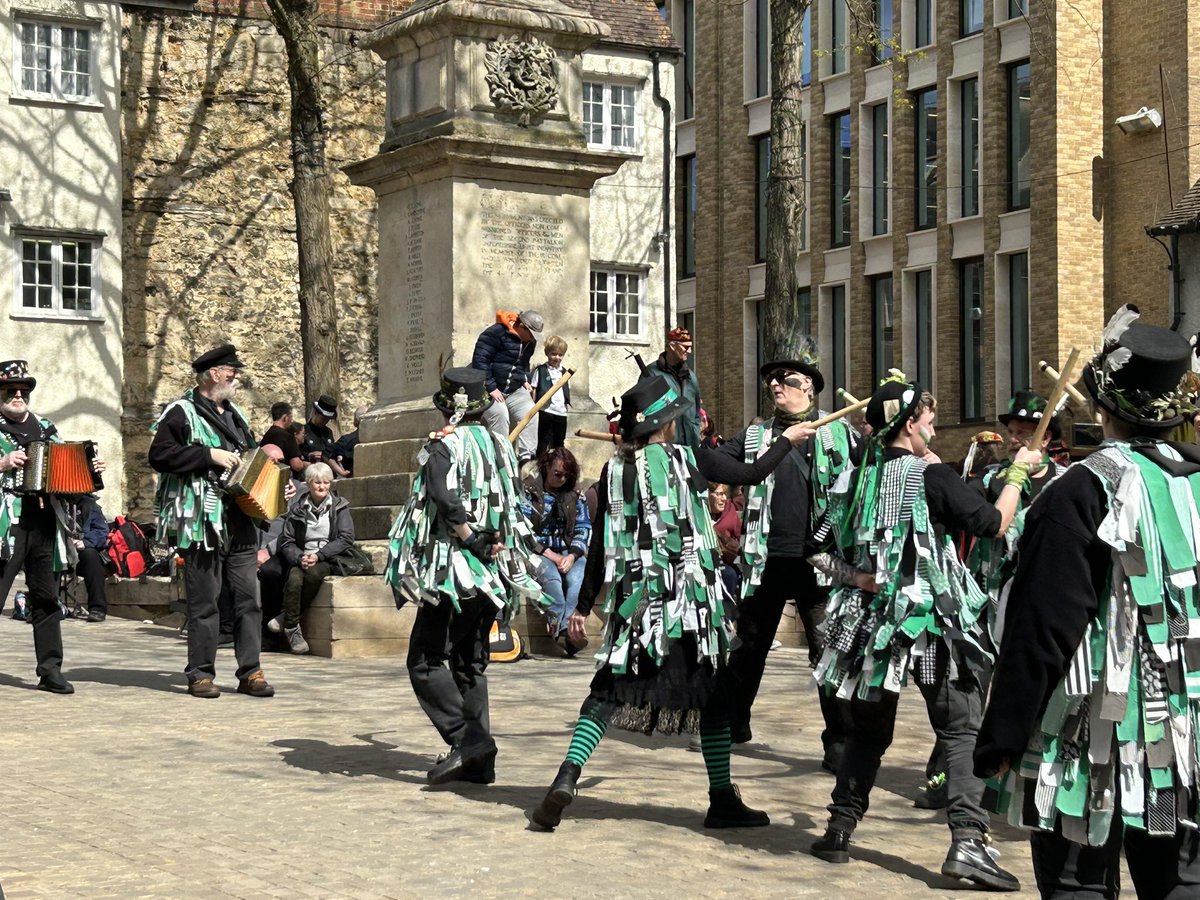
[220,447,288,520]
[15,441,103,494]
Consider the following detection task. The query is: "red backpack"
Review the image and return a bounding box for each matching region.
[106,516,148,579]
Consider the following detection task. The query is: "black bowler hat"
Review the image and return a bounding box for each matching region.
[866,378,924,443]
[759,337,825,395]
[1082,305,1197,429]
[313,394,339,419]
[998,391,1061,440]
[433,368,492,418]
[618,375,691,441]
[191,344,245,373]
[0,359,36,391]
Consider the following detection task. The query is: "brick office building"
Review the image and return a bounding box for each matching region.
[668,0,1200,454]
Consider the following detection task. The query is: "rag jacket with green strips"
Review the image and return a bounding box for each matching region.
[990,442,1200,845]
[0,417,78,571]
[384,424,547,615]
[739,416,856,599]
[151,391,250,551]
[592,442,732,676]
[815,452,990,700]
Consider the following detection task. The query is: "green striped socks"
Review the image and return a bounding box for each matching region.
[565,715,608,767]
[700,724,732,789]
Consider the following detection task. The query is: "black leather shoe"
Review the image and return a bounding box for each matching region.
[462,758,496,785]
[704,784,769,828]
[942,838,1021,891]
[528,761,581,830]
[428,741,497,786]
[810,827,852,863]
[86,610,106,623]
[37,672,75,694]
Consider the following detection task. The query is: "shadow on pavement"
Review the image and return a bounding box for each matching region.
[848,844,959,890]
[272,733,429,786]
[65,666,185,693]
[0,671,38,690]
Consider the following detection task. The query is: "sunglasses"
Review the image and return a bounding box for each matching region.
[763,371,807,389]
[1,386,30,399]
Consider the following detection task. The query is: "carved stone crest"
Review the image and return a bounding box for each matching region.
[484,35,560,127]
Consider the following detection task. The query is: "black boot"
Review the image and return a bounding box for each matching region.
[810,826,852,863]
[942,837,1021,891]
[704,784,769,828]
[528,761,581,830]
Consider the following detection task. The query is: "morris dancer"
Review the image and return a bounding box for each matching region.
[811,377,1042,891]
[976,309,1200,897]
[698,345,858,769]
[528,376,812,831]
[149,345,275,699]
[385,367,546,785]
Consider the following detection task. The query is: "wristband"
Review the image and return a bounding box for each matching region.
[1004,461,1030,489]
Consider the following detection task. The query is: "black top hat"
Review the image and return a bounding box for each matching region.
[866,379,924,443]
[759,338,824,395]
[619,375,691,441]
[313,395,339,419]
[433,368,492,418]
[192,344,246,373]
[1083,305,1197,429]
[0,360,36,392]
[998,391,1061,439]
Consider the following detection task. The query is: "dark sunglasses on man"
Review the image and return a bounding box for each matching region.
[763,370,807,390]
[1,386,30,399]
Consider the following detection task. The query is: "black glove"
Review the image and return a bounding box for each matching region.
[461,529,498,562]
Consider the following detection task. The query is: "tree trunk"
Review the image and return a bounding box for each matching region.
[264,0,341,408]
[761,0,810,366]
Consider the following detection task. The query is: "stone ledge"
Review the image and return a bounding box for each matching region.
[349,505,404,541]
[335,472,414,508]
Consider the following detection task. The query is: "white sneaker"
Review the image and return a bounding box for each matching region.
[769,639,783,651]
[266,615,283,634]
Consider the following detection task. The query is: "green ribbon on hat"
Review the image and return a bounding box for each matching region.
[641,385,681,420]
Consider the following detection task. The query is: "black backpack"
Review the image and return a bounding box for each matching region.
[105,516,148,579]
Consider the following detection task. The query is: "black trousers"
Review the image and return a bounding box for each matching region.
[76,547,108,614]
[407,593,496,751]
[180,545,262,683]
[536,413,568,460]
[282,561,331,627]
[1031,819,1200,899]
[828,653,991,840]
[727,557,850,750]
[5,508,65,677]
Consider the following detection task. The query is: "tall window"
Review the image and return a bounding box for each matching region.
[960,78,979,217]
[802,6,812,87]
[16,20,95,101]
[798,286,813,335]
[589,270,642,338]
[960,259,984,419]
[961,0,983,35]
[831,0,848,74]
[756,0,770,98]
[1009,252,1030,392]
[916,0,933,47]
[1008,61,1031,210]
[914,88,938,230]
[872,0,894,64]
[872,275,895,382]
[830,113,851,247]
[831,285,847,407]
[872,104,889,234]
[17,235,98,316]
[755,136,771,262]
[1008,0,1027,17]
[914,269,934,387]
[682,0,695,119]
[583,81,638,152]
[680,155,697,277]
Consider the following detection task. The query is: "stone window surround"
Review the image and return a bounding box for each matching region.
[582,78,643,154]
[10,12,102,108]
[589,264,649,344]
[10,226,105,323]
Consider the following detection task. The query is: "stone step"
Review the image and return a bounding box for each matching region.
[357,540,391,574]
[354,438,428,479]
[106,576,179,621]
[349,505,404,541]
[335,472,414,509]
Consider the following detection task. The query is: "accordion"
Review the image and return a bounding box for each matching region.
[221,447,288,520]
[15,441,103,494]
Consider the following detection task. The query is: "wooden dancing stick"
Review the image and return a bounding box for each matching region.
[1038,360,1089,408]
[837,389,862,405]
[509,367,577,442]
[1028,348,1080,449]
[811,396,870,429]
[575,428,620,444]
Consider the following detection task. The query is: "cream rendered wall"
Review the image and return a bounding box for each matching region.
[582,47,673,418]
[0,0,124,511]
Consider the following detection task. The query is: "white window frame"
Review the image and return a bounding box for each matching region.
[589,268,644,340]
[582,80,642,153]
[12,17,100,105]
[12,231,104,321]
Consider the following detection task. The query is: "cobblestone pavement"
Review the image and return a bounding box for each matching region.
[0,613,1043,899]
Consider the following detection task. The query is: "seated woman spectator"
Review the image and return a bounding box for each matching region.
[699,408,723,450]
[271,462,354,654]
[707,483,742,600]
[520,447,591,656]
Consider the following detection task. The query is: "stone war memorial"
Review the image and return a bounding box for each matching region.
[316,0,633,657]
